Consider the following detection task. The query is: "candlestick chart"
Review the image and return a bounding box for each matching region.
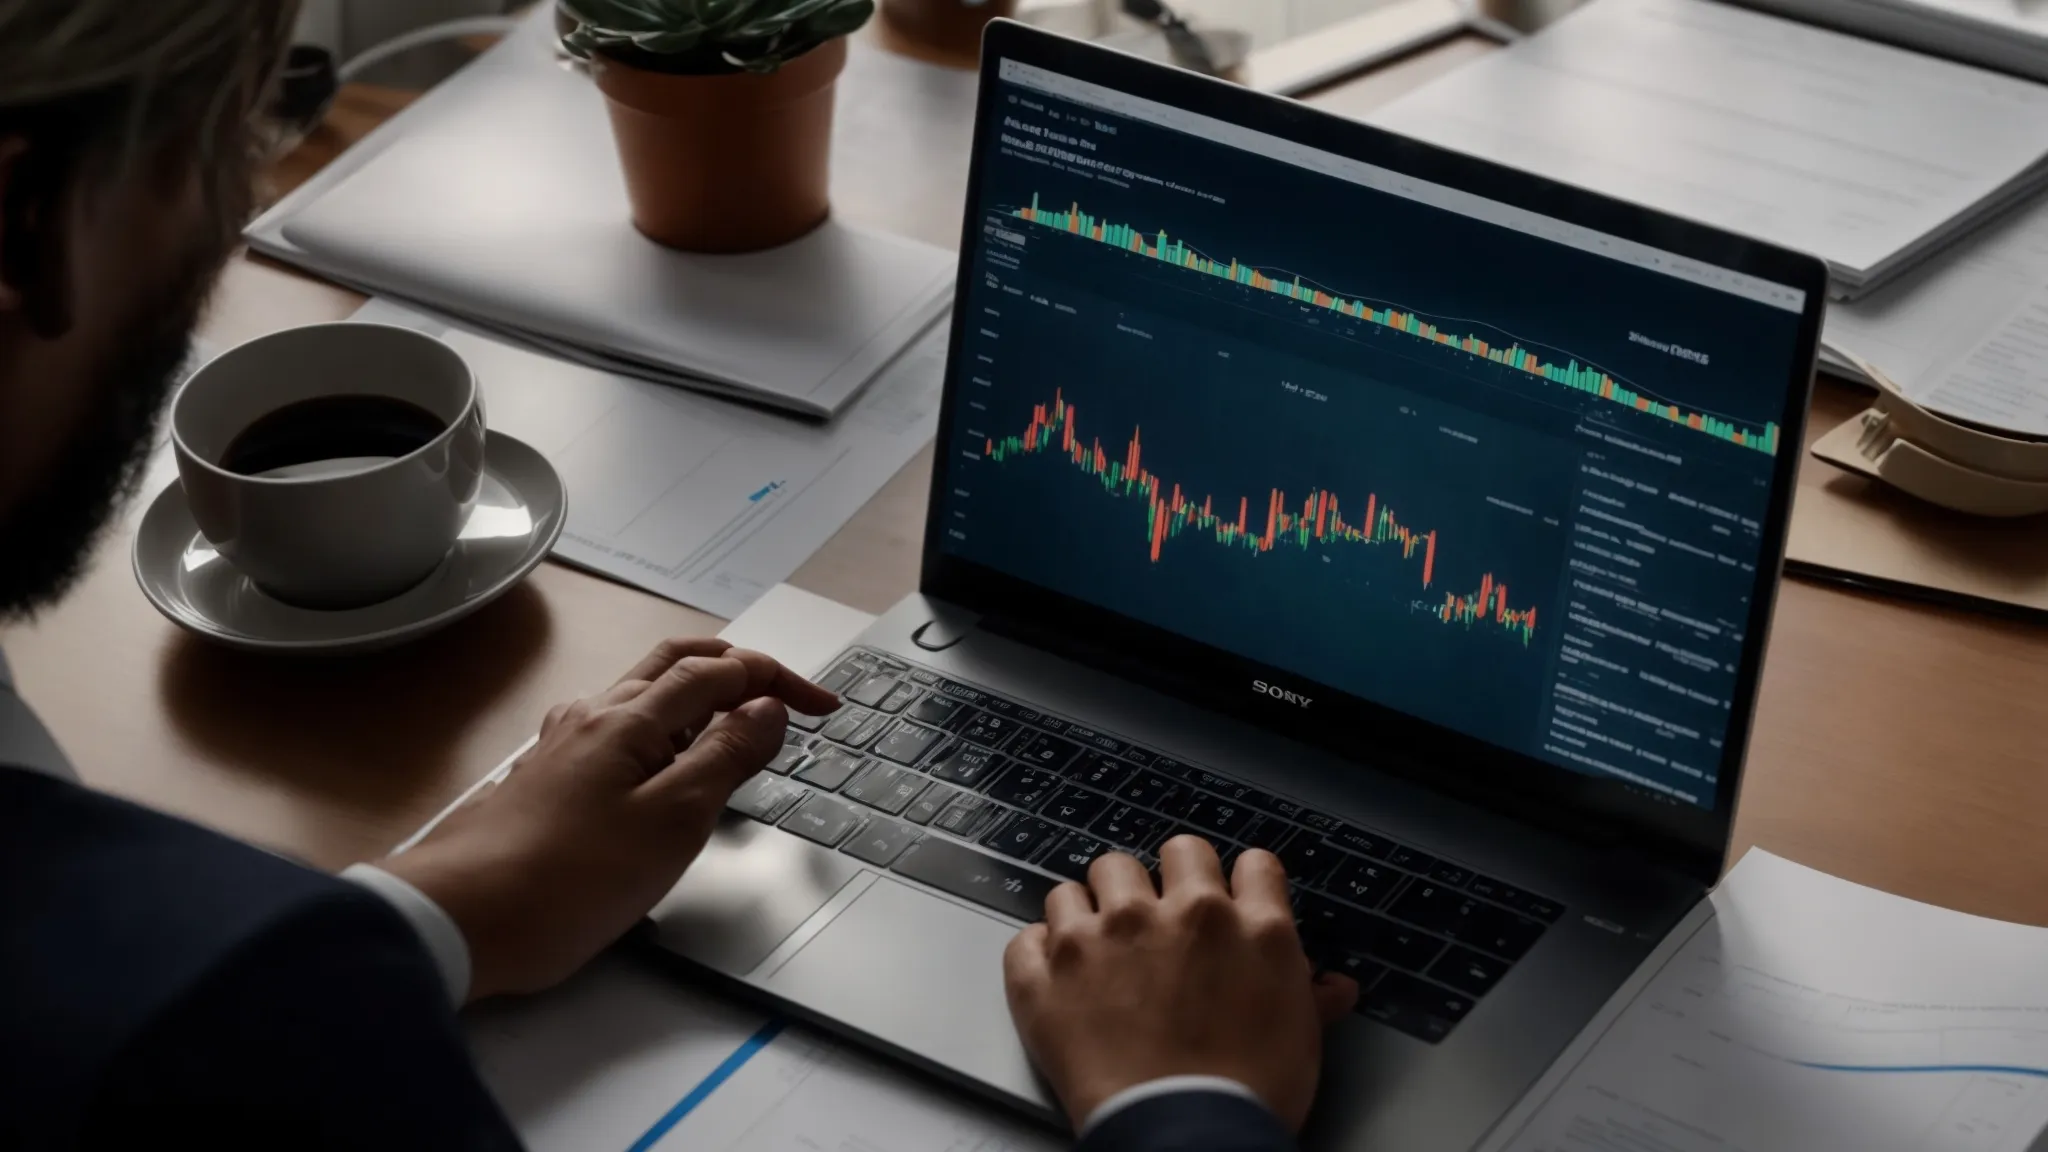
[984,389,1540,644]
[1012,194,1780,456]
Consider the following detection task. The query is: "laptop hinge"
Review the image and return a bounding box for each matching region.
[912,602,984,651]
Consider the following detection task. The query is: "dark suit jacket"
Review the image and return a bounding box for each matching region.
[0,654,1290,1152]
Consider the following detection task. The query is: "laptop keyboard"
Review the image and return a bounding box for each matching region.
[726,647,1565,1044]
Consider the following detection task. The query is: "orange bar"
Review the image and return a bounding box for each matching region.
[1203,494,1213,521]
[1423,531,1437,588]
[1480,573,1492,614]
[1635,397,1650,411]
[1172,484,1182,514]
[1315,491,1329,538]
[985,438,993,455]
[1264,489,1279,550]
[1365,493,1377,539]
[1238,496,1248,537]
[1150,498,1167,562]
[1496,583,1508,620]
[1063,406,1076,454]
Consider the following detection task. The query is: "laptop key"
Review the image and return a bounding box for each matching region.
[1274,829,1343,886]
[842,818,921,868]
[877,682,922,714]
[820,707,877,745]
[932,680,990,708]
[1333,953,1388,992]
[1327,826,1394,860]
[985,766,1062,810]
[927,744,1004,789]
[841,764,927,815]
[907,693,966,728]
[1039,783,1112,830]
[1069,752,1135,792]
[1386,843,1436,873]
[816,657,869,694]
[846,673,901,708]
[1323,856,1402,909]
[848,712,893,748]
[958,710,1025,748]
[795,747,864,791]
[1429,862,1474,888]
[1010,731,1082,772]
[1238,816,1292,851]
[781,794,865,848]
[872,721,947,766]
[933,794,1003,839]
[1389,884,1545,961]
[728,774,806,823]
[891,837,1055,923]
[765,745,809,776]
[1358,972,1472,1042]
[1356,914,1447,971]
[1116,772,1179,808]
[984,813,1061,861]
[1183,794,1255,840]
[1091,804,1165,850]
[1430,947,1509,996]
[1120,746,1156,768]
[1467,875,1564,923]
[903,782,958,826]
[786,708,833,732]
[1044,834,1108,881]
[1063,725,1125,756]
[905,668,941,687]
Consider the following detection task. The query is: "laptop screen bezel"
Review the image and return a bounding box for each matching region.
[920,20,1829,886]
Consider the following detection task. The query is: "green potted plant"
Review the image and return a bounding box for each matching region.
[561,0,876,253]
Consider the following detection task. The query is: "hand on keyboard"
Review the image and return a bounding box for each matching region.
[1002,836,1358,1133]
[385,637,840,1002]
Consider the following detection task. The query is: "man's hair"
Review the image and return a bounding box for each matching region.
[0,0,300,336]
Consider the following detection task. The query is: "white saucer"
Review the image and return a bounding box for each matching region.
[133,430,567,655]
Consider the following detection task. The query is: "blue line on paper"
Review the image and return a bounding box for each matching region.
[748,482,785,503]
[1795,1061,2048,1079]
[624,1018,788,1152]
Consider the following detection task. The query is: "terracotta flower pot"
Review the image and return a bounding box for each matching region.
[591,37,848,254]
[881,0,1019,58]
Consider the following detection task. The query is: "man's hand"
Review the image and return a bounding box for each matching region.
[383,637,838,1002]
[1003,836,1358,1133]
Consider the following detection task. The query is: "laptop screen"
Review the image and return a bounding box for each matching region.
[932,54,1812,814]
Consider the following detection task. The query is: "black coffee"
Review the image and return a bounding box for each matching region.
[219,394,449,477]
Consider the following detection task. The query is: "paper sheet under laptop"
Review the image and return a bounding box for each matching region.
[250,12,957,419]
[1480,850,2048,1152]
[1368,0,2048,297]
[353,300,944,619]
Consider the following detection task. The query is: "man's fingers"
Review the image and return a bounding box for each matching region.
[1044,881,1094,931]
[723,648,841,717]
[627,655,755,743]
[614,637,733,689]
[1230,848,1294,912]
[1086,851,1156,914]
[1311,971,1360,1025]
[1002,922,1052,1013]
[642,696,787,805]
[1157,834,1227,897]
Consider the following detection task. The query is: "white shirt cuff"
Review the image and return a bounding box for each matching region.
[342,863,471,1006]
[1078,1075,1269,1136]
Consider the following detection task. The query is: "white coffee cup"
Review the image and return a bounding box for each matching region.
[171,323,486,610]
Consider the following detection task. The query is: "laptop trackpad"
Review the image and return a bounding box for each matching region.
[763,876,1051,1110]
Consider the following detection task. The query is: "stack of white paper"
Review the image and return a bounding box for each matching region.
[246,12,959,419]
[1369,0,2048,299]
[1735,0,2048,86]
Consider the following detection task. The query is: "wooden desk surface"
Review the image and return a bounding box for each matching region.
[8,31,2048,932]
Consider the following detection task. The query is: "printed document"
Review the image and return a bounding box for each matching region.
[1482,850,2048,1151]
[354,299,944,619]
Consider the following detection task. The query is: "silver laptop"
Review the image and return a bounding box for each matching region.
[644,21,1827,1150]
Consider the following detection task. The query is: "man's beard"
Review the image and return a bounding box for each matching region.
[0,218,237,621]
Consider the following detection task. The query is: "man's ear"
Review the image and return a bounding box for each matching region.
[0,137,27,313]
